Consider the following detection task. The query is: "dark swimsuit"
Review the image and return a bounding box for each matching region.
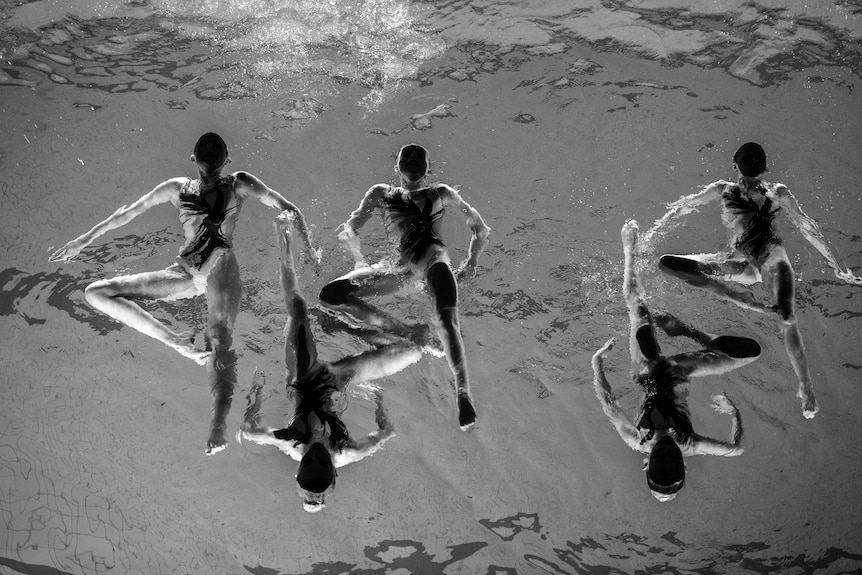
[634,359,693,446]
[178,175,240,269]
[381,185,446,264]
[273,364,350,452]
[722,182,782,264]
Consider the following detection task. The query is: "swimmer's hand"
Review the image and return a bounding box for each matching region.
[595,337,616,357]
[834,265,862,286]
[49,238,86,262]
[454,260,477,281]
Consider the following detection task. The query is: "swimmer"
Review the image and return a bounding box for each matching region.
[49,132,319,454]
[653,143,862,418]
[591,220,760,502]
[237,213,423,513]
[318,144,491,431]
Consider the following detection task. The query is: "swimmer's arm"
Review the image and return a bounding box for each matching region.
[337,184,385,268]
[235,426,304,461]
[329,342,422,389]
[333,391,395,467]
[774,185,862,285]
[688,393,743,456]
[49,178,183,262]
[235,171,318,257]
[438,184,491,275]
[642,181,725,246]
[591,338,640,450]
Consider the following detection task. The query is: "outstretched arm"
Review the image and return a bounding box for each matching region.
[438,184,491,279]
[774,185,862,285]
[49,178,183,262]
[689,393,743,456]
[336,184,386,269]
[591,338,640,450]
[235,171,320,268]
[333,390,395,467]
[235,369,303,460]
[329,342,422,389]
[640,181,725,249]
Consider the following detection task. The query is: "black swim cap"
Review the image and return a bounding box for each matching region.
[194,132,228,155]
[296,444,336,494]
[733,142,766,177]
[398,143,428,159]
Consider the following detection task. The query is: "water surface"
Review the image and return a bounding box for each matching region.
[1,1,861,573]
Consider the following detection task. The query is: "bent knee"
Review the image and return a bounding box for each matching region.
[319,279,353,306]
[659,256,709,285]
[711,336,761,359]
[84,279,114,304]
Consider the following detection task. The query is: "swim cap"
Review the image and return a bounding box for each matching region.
[396,144,430,180]
[733,142,766,177]
[194,132,228,155]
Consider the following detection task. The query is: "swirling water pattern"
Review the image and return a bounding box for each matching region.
[1,1,862,573]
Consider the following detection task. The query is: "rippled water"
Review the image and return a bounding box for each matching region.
[2,1,862,574]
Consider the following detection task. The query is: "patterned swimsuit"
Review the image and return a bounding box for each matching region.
[634,360,693,446]
[381,185,446,264]
[178,175,240,269]
[721,182,782,264]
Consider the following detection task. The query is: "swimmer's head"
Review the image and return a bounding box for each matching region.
[396,144,429,183]
[295,442,337,513]
[644,435,686,502]
[733,142,767,178]
[192,132,229,170]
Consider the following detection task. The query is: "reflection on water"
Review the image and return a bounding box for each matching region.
[2,0,862,574]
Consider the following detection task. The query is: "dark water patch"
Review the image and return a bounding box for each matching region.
[0,267,116,334]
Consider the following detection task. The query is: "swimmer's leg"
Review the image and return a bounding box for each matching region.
[204,251,241,455]
[761,248,818,419]
[426,260,476,431]
[330,342,423,390]
[622,220,660,368]
[275,213,319,389]
[667,337,761,379]
[84,268,209,364]
[319,265,428,343]
[659,253,770,313]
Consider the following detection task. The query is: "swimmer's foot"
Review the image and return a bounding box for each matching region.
[458,393,477,431]
[168,331,209,365]
[206,429,228,455]
[797,384,819,419]
[621,219,639,248]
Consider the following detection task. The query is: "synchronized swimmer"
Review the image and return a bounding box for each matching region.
[49,134,860,506]
[592,220,760,501]
[319,144,491,430]
[49,132,319,454]
[651,143,862,418]
[237,213,422,512]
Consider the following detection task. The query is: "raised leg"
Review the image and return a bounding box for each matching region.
[275,213,320,388]
[84,267,209,364]
[622,220,660,369]
[319,265,429,343]
[659,254,770,313]
[204,252,241,454]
